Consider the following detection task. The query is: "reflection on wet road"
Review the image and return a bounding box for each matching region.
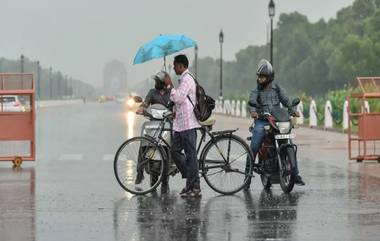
[0,103,379,241]
[111,161,380,241]
[0,167,35,241]
[125,111,135,139]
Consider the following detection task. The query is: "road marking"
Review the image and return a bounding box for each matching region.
[103,154,114,161]
[58,154,83,161]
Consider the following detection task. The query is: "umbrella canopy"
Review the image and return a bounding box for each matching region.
[133,34,197,65]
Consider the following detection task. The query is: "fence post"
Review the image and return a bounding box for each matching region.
[343,100,349,131]
[224,100,230,115]
[214,100,219,113]
[242,101,247,118]
[324,100,333,129]
[309,99,318,127]
[236,100,241,117]
[217,100,222,113]
[231,100,236,116]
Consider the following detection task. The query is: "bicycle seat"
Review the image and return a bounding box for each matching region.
[199,118,216,127]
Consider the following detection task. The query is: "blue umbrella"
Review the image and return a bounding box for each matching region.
[133,34,197,68]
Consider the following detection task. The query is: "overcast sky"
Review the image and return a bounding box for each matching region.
[0,0,354,88]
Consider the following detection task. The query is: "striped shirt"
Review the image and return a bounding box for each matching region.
[170,69,200,132]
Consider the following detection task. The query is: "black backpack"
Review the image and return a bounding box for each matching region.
[186,73,215,122]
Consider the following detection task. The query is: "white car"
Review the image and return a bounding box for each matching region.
[0,95,25,112]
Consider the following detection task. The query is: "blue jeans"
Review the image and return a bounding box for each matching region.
[171,129,200,190]
[250,119,268,158]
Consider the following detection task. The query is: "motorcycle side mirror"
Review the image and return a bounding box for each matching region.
[291,98,300,107]
[133,96,143,103]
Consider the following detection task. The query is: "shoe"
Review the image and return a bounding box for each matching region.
[295,175,305,186]
[179,187,190,196]
[180,189,191,198]
[135,171,144,185]
[190,188,202,198]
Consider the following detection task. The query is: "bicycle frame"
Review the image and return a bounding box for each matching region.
[143,115,238,169]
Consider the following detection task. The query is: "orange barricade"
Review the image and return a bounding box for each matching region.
[348,77,380,162]
[0,73,36,166]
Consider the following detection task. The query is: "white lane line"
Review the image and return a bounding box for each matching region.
[103,154,114,161]
[58,154,83,161]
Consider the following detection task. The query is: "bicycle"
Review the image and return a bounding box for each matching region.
[114,107,253,195]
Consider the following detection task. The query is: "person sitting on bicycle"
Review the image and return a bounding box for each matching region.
[245,59,305,189]
[135,71,172,185]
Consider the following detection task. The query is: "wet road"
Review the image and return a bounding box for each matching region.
[1,102,380,241]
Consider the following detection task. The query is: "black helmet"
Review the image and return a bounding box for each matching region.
[256,59,274,82]
[153,71,167,90]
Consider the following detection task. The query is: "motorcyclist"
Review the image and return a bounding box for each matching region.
[135,71,172,185]
[245,59,305,190]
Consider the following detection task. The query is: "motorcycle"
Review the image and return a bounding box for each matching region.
[248,99,300,193]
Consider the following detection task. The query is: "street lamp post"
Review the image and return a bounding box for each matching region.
[20,54,25,88]
[49,67,53,99]
[194,44,198,78]
[70,78,73,98]
[219,29,224,100]
[268,0,275,66]
[64,75,68,97]
[37,61,41,100]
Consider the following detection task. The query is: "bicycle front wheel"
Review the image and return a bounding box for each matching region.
[114,136,166,195]
[201,134,253,195]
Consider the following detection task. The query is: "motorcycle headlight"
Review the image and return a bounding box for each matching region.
[151,109,165,119]
[276,122,291,134]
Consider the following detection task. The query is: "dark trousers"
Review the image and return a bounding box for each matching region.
[171,129,200,190]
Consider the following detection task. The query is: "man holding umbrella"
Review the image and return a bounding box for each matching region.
[164,54,201,198]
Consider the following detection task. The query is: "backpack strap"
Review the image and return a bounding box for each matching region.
[185,72,197,106]
[187,95,195,108]
[186,72,199,85]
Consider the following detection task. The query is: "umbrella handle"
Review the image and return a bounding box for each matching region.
[164,56,167,71]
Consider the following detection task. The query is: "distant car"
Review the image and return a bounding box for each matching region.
[106,96,116,101]
[0,95,25,112]
[98,95,107,103]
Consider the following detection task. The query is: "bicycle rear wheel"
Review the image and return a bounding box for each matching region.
[114,136,166,195]
[201,134,253,195]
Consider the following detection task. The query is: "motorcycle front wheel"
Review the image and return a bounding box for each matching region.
[279,147,296,193]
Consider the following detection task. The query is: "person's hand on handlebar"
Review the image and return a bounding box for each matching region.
[136,107,144,115]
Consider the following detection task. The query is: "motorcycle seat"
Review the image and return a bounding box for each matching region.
[199,118,216,127]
